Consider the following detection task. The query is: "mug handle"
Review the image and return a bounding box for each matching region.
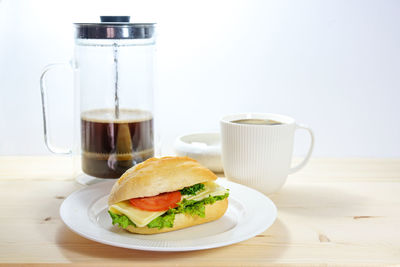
[40,63,72,154]
[289,124,315,174]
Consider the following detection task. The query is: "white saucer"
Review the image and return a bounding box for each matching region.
[174,132,223,172]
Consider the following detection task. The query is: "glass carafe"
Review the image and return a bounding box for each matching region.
[40,16,156,180]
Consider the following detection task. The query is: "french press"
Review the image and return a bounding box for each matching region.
[40,16,156,179]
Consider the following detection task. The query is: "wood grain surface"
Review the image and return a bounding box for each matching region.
[0,156,399,266]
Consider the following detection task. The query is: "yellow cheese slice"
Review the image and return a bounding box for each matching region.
[109,181,228,227]
[109,201,166,227]
[184,182,229,201]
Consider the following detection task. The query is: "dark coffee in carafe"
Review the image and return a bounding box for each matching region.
[81,109,154,178]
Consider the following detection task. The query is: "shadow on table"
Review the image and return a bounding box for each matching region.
[54,218,290,263]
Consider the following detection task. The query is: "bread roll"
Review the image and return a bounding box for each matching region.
[125,198,228,234]
[108,156,217,205]
[108,156,228,234]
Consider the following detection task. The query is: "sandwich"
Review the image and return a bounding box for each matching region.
[108,156,229,234]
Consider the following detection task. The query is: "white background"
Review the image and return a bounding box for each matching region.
[0,0,399,157]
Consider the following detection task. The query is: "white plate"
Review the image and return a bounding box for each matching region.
[60,179,277,252]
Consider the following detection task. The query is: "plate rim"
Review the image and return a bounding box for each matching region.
[60,179,277,252]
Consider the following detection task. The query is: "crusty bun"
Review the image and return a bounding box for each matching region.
[108,156,218,205]
[125,198,228,234]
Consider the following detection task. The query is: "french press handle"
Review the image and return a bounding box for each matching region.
[39,62,72,154]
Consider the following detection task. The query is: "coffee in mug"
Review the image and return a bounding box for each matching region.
[221,113,314,195]
[231,118,283,125]
[81,109,154,178]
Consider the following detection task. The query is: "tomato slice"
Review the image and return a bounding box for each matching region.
[129,191,182,211]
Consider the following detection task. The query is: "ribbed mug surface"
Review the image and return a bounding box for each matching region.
[221,113,296,195]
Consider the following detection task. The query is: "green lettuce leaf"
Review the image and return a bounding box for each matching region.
[180,201,206,217]
[108,210,136,228]
[147,213,175,229]
[173,193,229,218]
[180,183,205,195]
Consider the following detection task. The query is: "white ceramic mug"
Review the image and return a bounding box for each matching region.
[220,113,314,195]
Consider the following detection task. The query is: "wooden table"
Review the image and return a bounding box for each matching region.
[0,156,399,266]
